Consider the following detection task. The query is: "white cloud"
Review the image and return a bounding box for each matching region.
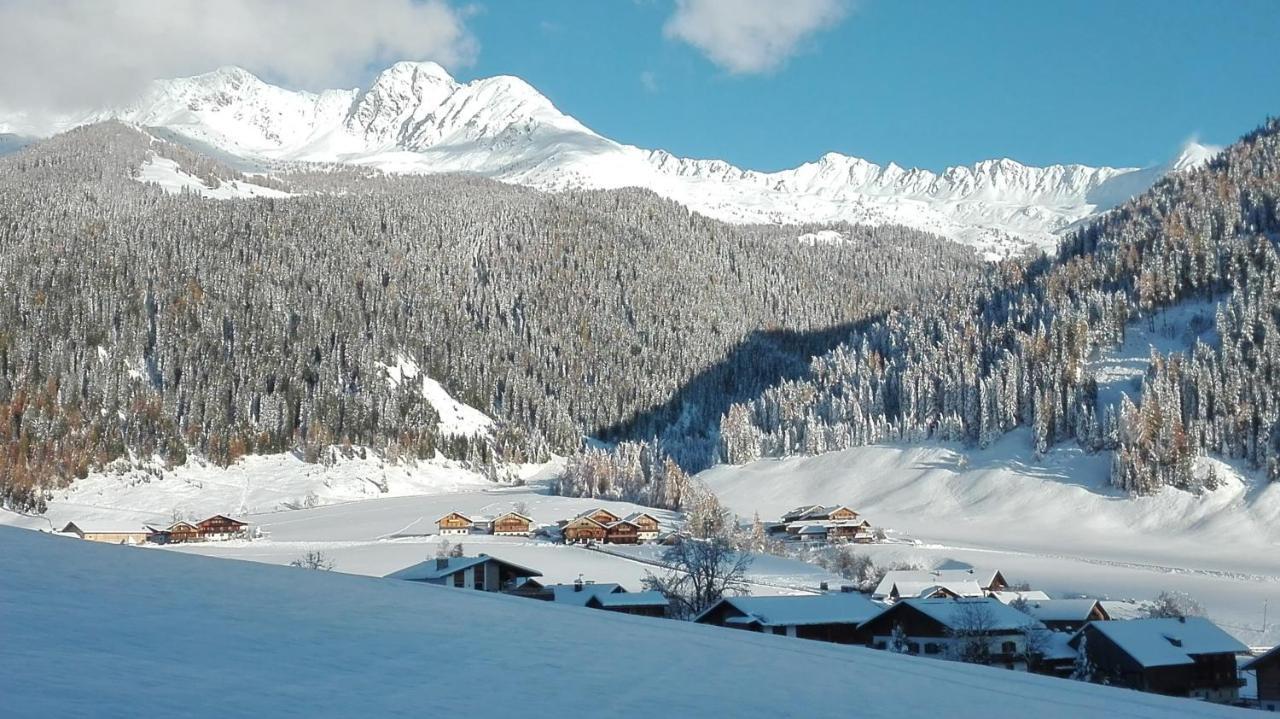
[0,0,477,110]
[664,0,849,75]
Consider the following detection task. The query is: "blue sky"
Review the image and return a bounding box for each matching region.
[452,0,1280,172]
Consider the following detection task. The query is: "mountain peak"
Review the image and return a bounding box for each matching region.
[1167,140,1221,173]
[374,60,455,86]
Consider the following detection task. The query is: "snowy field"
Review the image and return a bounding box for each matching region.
[137,154,295,199]
[700,430,1280,645]
[0,526,1252,718]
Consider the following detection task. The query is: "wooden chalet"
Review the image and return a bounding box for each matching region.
[604,520,641,544]
[578,508,622,525]
[860,598,1045,670]
[622,512,661,541]
[561,516,607,544]
[385,554,542,592]
[196,515,248,540]
[58,522,151,545]
[1245,644,1280,712]
[826,520,872,542]
[1071,618,1247,703]
[437,512,474,536]
[585,591,670,618]
[492,512,534,537]
[695,594,884,644]
[1017,599,1110,633]
[164,521,201,543]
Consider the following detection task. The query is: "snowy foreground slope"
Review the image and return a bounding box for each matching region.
[0,62,1216,255]
[0,527,1249,718]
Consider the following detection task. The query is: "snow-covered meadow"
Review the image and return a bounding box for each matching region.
[0,526,1253,718]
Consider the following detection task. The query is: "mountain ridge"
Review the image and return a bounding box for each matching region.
[0,61,1219,255]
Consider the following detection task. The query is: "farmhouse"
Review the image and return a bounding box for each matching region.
[196,515,248,540]
[385,554,542,592]
[163,521,201,543]
[1017,599,1110,633]
[586,591,670,618]
[1244,644,1280,711]
[1071,618,1248,703]
[695,594,884,645]
[604,520,641,544]
[781,505,860,523]
[492,511,534,537]
[58,522,151,545]
[576,508,622,525]
[622,512,661,541]
[561,516,607,544]
[860,598,1045,671]
[437,512,474,536]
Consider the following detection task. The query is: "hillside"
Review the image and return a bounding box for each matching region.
[0,62,1215,255]
[0,526,1251,718]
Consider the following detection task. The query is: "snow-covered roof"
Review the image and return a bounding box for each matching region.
[781,505,821,520]
[697,593,885,627]
[872,569,1000,598]
[1244,644,1280,671]
[493,511,533,522]
[990,590,1051,604]
[884,598,1044,633]
[797,525,829,535]
[1087,618,1248,668]
[60,521,149,534]
[1040,631,1078,662]
[622,512,659,524]
[546,583,624,606]
[383,554,542,581]
[890,580,985,599]
[589,591,669,609]
[1019,599,1105,623]
[435,512,473,524]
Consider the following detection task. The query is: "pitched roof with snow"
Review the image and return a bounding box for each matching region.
[1244,643,1280,671]
[872,568,1000,598]
[1019,599,1105,623]
[589,591,669,609]
[877,598,1044,633]
[60,521,149,535]
[696,593,885,627]
[383,554,542,582]
[547,583,625,606]
[990,590,1052,604]
[1087,618,1248,668]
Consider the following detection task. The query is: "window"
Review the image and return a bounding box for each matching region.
[907,642,920,654]
[1001,641,1017,655]
[453,572,464,588]
[924,643,940,655]
[473,566,485,591]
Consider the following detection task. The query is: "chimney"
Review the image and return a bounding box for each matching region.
[574,576,584,592]
[820,581,829,591]
[436,557,449,570]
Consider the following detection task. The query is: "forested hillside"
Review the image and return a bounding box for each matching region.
[0,122,982,512]
[708,118,1280,496]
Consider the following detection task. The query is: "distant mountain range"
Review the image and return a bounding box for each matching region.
[0,61,1219,256]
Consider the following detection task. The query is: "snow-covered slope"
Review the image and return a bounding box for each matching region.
[0,62,1218,256]
[0,526,1249,717]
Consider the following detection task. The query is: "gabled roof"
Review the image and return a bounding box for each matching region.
[198,514,247,526]
[604,520,640,530]
[872,569,1000,598]
[1085,618,1248,668]
[1019,599,1107,623]
[60,521,148,534]
[695,593,884,627]
[383,554,542,582]
[493,511,534,523]
[588,591,669,609]
[435,512,473,525]
[990,590,1052,605]
[868,598,1044,633]
[1244,643,1280,671]
[574,507,621,521]
[797,525,829,535]
[562,515,607,529]
[622,512,659,525]
[889,580,984,599]
[546,583,625,606]
[781,505,822,520]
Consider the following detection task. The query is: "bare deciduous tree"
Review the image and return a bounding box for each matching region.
[290,551,335,571]
[642,536,752,619]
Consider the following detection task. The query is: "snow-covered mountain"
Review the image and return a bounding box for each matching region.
[0,61,1218,256]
